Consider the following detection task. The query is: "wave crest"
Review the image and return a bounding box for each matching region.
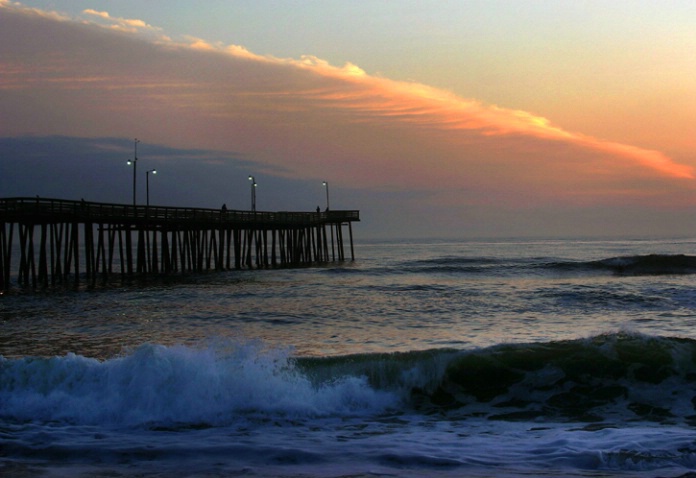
[3,333,696,427]
[419,333,696,423]
[0,341,397,427]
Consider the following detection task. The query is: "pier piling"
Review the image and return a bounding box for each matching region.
[0,198,359,290]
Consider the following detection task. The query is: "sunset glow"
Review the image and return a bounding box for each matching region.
[2,1,696,238]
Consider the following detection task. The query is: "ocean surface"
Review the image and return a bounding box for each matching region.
[3,238,696,477]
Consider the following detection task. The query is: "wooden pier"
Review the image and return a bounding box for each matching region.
[0,197,359,290]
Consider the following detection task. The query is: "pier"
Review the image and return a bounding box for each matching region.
[0,197,359,290]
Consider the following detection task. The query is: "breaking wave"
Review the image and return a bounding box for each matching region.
[3,333,696,428]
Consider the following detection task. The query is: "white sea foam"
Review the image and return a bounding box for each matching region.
[0,341,399,427]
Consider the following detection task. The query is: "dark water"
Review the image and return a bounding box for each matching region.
[3,239,696,477]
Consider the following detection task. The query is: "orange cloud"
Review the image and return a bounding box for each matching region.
[165,40,691,181]
[272,60,693,180]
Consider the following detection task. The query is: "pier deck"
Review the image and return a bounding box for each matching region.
[0,197,359,289]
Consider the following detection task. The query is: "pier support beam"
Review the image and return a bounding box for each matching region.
[0,197,359,290]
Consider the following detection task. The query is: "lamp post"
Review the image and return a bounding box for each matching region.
[146,169,157,207]
[323,180,334,260]
[248,175,257,212]
[126,138,139,206]
[322,181,330,211]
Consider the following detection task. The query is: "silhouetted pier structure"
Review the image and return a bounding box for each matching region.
[0,197,359,290]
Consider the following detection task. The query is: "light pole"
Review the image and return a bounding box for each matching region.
[146,169,157,207]
[126,138,139,206]
[322,181,330,211]
[248,175,257,212]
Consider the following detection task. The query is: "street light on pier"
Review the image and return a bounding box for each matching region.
[126,139,139,206]
[248,175,257,212]
[146,169,157,207]
[322,181,330,211]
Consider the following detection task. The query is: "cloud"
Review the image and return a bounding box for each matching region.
[82,8,162,35]
[1,1,694,240]
[82,8,110,19]
[275,58,693,180]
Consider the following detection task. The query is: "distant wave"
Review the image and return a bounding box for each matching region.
[3,333,696,428]
[588,254,696,275]
[401,254,696,277]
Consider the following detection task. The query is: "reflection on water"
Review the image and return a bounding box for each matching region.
[3,239,696,360]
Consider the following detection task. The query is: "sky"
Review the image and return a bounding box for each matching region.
[2,1,696,240]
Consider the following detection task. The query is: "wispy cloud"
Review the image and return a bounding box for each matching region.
[81,8,164,36]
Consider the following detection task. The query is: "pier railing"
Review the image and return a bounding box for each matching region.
[0,197,359,226]
[0,197,359,290]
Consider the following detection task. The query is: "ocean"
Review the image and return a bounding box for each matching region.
[3,238,696,477]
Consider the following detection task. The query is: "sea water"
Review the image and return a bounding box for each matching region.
[3,238,696,477]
